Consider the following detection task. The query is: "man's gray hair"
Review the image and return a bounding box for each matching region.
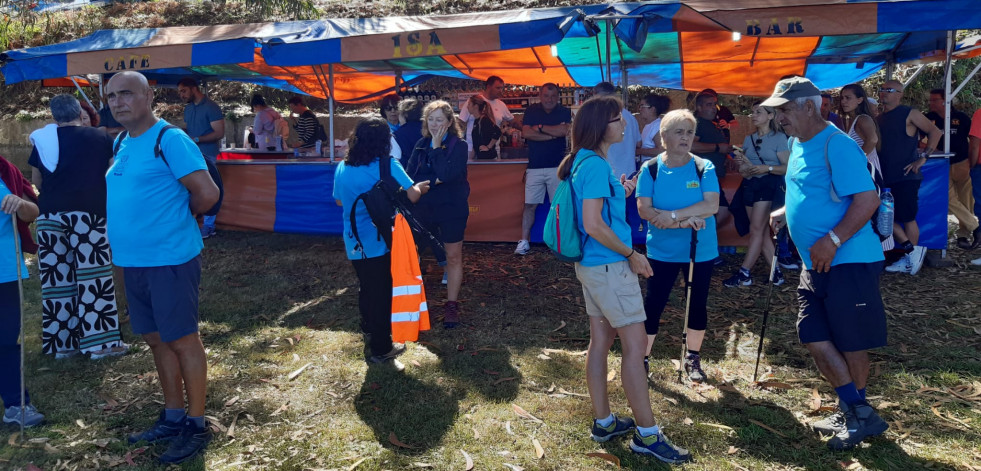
[50,94,82,124]
[795,95,822,118]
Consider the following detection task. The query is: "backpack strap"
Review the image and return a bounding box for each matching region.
[820,130,847,203]
[640,153,707,188]
[111,124,182,168]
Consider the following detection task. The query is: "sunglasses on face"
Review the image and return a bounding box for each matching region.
[879,88,899,93]
[640,105,653,109]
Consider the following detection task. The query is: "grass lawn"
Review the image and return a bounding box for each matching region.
[1,230,980,470]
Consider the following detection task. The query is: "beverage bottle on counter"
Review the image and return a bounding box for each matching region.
[220,137,226,149]
[315,139,323,156]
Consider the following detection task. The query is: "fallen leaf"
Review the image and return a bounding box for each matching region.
[840,460,863,470]
[7,432,19,446]
[346,457,367,471]
[665,397,678,405]
[25,465,42,471]
[503,464,524,471]
[124,451,136,466]
[476,347,501,352]
[411,360,422,367]
[700,423,735,431]
[727,446,740,455]
[76,419,87,429]
[809,388,822,411]
[227,412,240,438]
[483,369,500,376]
[412,462,433,468]
[44,442,59,454]
[532,437,545,459]
[549,321,567,333]
[388,431,415,449]
[287,362,313,381]
[506,421,514,435]
[683,417,694,426]
[586,452,621,468]
[472,427,480,439]
[271,402,289,416]
[460,449,474,470]
[607,370,616,382]
[757,381,794,390]
[494,376,518,385]
[878,401,899,409]
[512,404,544,423]
[224,395,240,408]
[748,419,788,438]
[558,388,589,398]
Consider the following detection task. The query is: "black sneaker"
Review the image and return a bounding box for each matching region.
[159,420,214,464]
[590,414,635,442]
[827,401,888,450]
[972,226,981,249]
[811,408,846,435]
[723,270,752,288]
[956,237,973,250]
[684,352,706,383]
[770,267,785,286]
[368,343,406,364]
[127,411,184,444]
[712,256,725,267]
[643,356,650,376]
[777,257,800,270]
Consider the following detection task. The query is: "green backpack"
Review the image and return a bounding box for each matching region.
[544,153,612,262]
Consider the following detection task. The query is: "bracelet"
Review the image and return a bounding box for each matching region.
[626,249,635,259]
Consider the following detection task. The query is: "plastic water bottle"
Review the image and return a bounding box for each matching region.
[220,137,226,149]
[314,139,323,156]
[877,188,894,237]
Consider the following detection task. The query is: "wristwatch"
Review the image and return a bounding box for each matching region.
[670,211,678,221]
[768,166,774,173]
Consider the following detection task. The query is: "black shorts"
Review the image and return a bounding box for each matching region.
[741,174,782,205]
[797,262,887,352]
[422,215,469,244]
[888,179,920,223]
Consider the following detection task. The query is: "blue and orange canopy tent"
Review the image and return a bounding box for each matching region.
[3,0,981,102]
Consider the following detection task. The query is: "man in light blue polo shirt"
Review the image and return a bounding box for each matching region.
[178,77,225,239]
[766,77,888,452]
[106,71,219,465]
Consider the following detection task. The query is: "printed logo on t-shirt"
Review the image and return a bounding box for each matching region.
[686,180,700,189]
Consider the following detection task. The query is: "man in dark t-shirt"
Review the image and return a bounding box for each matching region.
[926,88,977,248]
[515,83,571,255]
[692,90,733,229]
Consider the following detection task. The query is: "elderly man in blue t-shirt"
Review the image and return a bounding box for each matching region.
[766,77,889,451]
[105,71,219,464]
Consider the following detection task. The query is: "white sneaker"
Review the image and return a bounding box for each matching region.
[909,246,926,275]
[971,257,981,266]
[515,240,530,255]
[884,255,911,274]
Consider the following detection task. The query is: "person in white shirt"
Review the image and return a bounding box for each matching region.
[458,76,513,158]
[592,82,640,178]
[636,94,671,163]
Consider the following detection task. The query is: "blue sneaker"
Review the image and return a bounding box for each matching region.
[200,225,216,239]
[3,404,44,427]
[590,414,635,442]
[128,411,184,444]
[630,428,691,463]
[158,419,214,464]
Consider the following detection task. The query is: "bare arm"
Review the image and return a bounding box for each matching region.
[1,192,39,222]
[855,115,878,156]
[583,198,651,277]
[405,180,431,204]
[31,167,42,188]
[808,190,880,273]
[179,169,220,215]
[910,109,942,154]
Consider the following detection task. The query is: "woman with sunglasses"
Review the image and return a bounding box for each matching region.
[379,94,401,133]
[724,102,789,288]
[557,96,691,464]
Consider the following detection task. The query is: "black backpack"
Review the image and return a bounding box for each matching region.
[348,156,445,260]
[112,125,223,216]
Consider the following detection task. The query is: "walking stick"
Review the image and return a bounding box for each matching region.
[11,213,25,439]
[752,230,781,384]
[677,228,697,384]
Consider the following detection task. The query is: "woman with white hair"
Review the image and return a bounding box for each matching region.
[29,94,128,360]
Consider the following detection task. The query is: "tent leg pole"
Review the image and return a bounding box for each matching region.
[952,60,981,98]
[620,62,628,106]
[944,30,954,156]
[605,19,612,84]
[328,64,335,162]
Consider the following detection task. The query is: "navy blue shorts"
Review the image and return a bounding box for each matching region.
[125,256,202,343]
[796,262,887,352]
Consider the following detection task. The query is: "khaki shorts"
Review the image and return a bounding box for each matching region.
[525,167,559,204]
[574,260,646,328]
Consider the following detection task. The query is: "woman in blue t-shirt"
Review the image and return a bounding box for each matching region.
[405,101,469,328]
[333,118,429,369]
[725,102,790,288]
[636,109,720,384]
[555,96,690,464]
[0,156,44,427]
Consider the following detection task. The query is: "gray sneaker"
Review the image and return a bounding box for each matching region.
[811,408,846,435]
[3,404,44,427]
[827,401,888,450]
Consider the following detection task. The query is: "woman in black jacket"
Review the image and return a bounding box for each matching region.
[406,100,469,328]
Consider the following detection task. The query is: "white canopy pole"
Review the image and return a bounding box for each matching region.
[943,30,954,157]
[70,76,95,110]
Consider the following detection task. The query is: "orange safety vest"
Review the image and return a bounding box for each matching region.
[390,213,430,342]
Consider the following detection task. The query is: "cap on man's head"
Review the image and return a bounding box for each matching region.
[760,76,821,107]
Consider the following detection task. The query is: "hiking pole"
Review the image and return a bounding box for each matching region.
[677,227,697,384]
[752,229,780,384]
[11,213,25,439]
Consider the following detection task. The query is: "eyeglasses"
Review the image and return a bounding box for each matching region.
[878,88,899,93]
[608,116,622,123]
[384,106,397,111]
